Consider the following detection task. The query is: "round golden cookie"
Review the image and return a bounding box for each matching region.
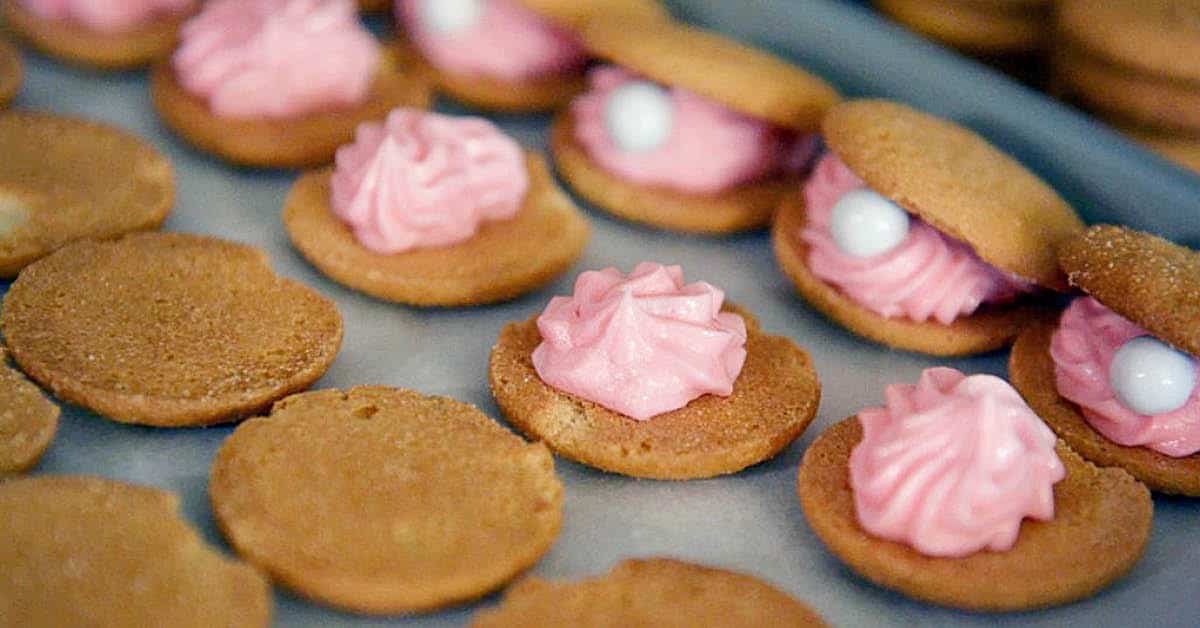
[488,307,821,480]
[284,153,590,306]
[771,194,1054,356]
[0,345,59,474]
[823,99,1084,290]
[1127,129,1200,175]
[0,475,271,627]
[1,232,343,427]
[0,39,21,109]
[0,111,173,277]
[1053,48,1200,134]
[472,558,827,627]
[210,386,563,614]
[514,0,668,31]
[1,0,192,70]
[797,417,1152,611]
[875,0,1047,54]
[150,51,432,168]
[581,18,839,131]
[550,114,794,234]
[1058,224,1200,358]
[1057,0,1200,84]
[1011,320,1200,495]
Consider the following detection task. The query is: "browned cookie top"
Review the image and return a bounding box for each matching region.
[1,232,343,427]
[472,558,827,627]
[0,39,21,108]
[823,99,1083,290]
[0,111,173,277]
[1058,0,1200,83]
[1057,224,1200,357]
[581,18,839,131]
[0,345,59,474]
[210,387,563,614]
[516,0,667,31]
[0,475,271,627]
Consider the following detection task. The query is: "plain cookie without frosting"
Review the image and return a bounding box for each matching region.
[0,39,21,108]
[0,345,59,474]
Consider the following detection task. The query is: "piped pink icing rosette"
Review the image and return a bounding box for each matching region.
[531,262,748,420]
[571,66,817,194]
[18,0,193,33]
[330,108,529,254]
[849,367,1065,558]
[802,153,1033,325]
[1051,296,1200,456]
[398,0,586,81]
[172,0,380,119]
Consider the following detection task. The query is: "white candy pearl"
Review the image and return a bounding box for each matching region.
[604,81,674,153]
[419,0,483,35]
[1109,336,1197,416]
[829,189,911,258]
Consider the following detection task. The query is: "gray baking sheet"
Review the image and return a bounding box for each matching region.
[8,0,1200,626]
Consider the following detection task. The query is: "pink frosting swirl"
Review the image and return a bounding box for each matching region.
[802,153,1033,325]
[172,0,379,119]
[17,0,193,33]
[330,109,528,254]
[398,0,586,81]
[571,66,816,194]
[849,367,1065,558]
[1051,296,1200,456]
[532,262,748,421]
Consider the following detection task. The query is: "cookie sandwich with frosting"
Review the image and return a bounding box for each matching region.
[798,367,1151,611]
[1011,225,1200,495]
[552,18,839,234]
[283,108,589,306]
[489,261,820,479]
[773,99,1085,355]
[152,0,431,168]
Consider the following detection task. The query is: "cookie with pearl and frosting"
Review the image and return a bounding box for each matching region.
[395,0,667,112]
[773,99,1085,356]
[550,18,839,234]
[798,367,1151,611]
[1011,225,1200,495]
[488,261,820,479]
[284,108,590,306]
[152,0,431,168]
[2,0,196,69]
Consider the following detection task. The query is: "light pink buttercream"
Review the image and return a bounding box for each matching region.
[398,0,586,81]
[801,153,1034,325]
[1051,296,1200,456]
[571,66,817,194]
[330,109,528,254]
[18,0,193,33]
[172,0,379,119]
[849,367,1065,558]
[531,262,748,421]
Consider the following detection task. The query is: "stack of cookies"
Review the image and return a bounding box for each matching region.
[1053,0,1200,175]
[873,0,1052,84]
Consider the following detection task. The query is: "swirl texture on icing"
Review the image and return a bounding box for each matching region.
[1051,296,1200,456]
[398,0,586,81]
[849,367,1065,558]
[330,108,529,254]
[802,153,1033,325]
[18,0,193,33]
[532,262,748,420]
[172,0,379,119]
[571,66,816,194]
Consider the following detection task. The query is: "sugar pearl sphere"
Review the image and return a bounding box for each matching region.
[1109,335,1197,416]
[604,81,674,153]
[420,0,483,35]
[830,189,911,258]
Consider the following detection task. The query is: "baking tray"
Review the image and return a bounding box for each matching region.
[7,0,1200,626]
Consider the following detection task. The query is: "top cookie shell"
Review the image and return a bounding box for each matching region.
[1058,0,1200,83]
[822,99,1083,290]
[515,0,668,31]
[1058,225,1200,358]
[580,18,839,131]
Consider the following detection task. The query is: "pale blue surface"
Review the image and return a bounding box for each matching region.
[7,1,1199,626]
